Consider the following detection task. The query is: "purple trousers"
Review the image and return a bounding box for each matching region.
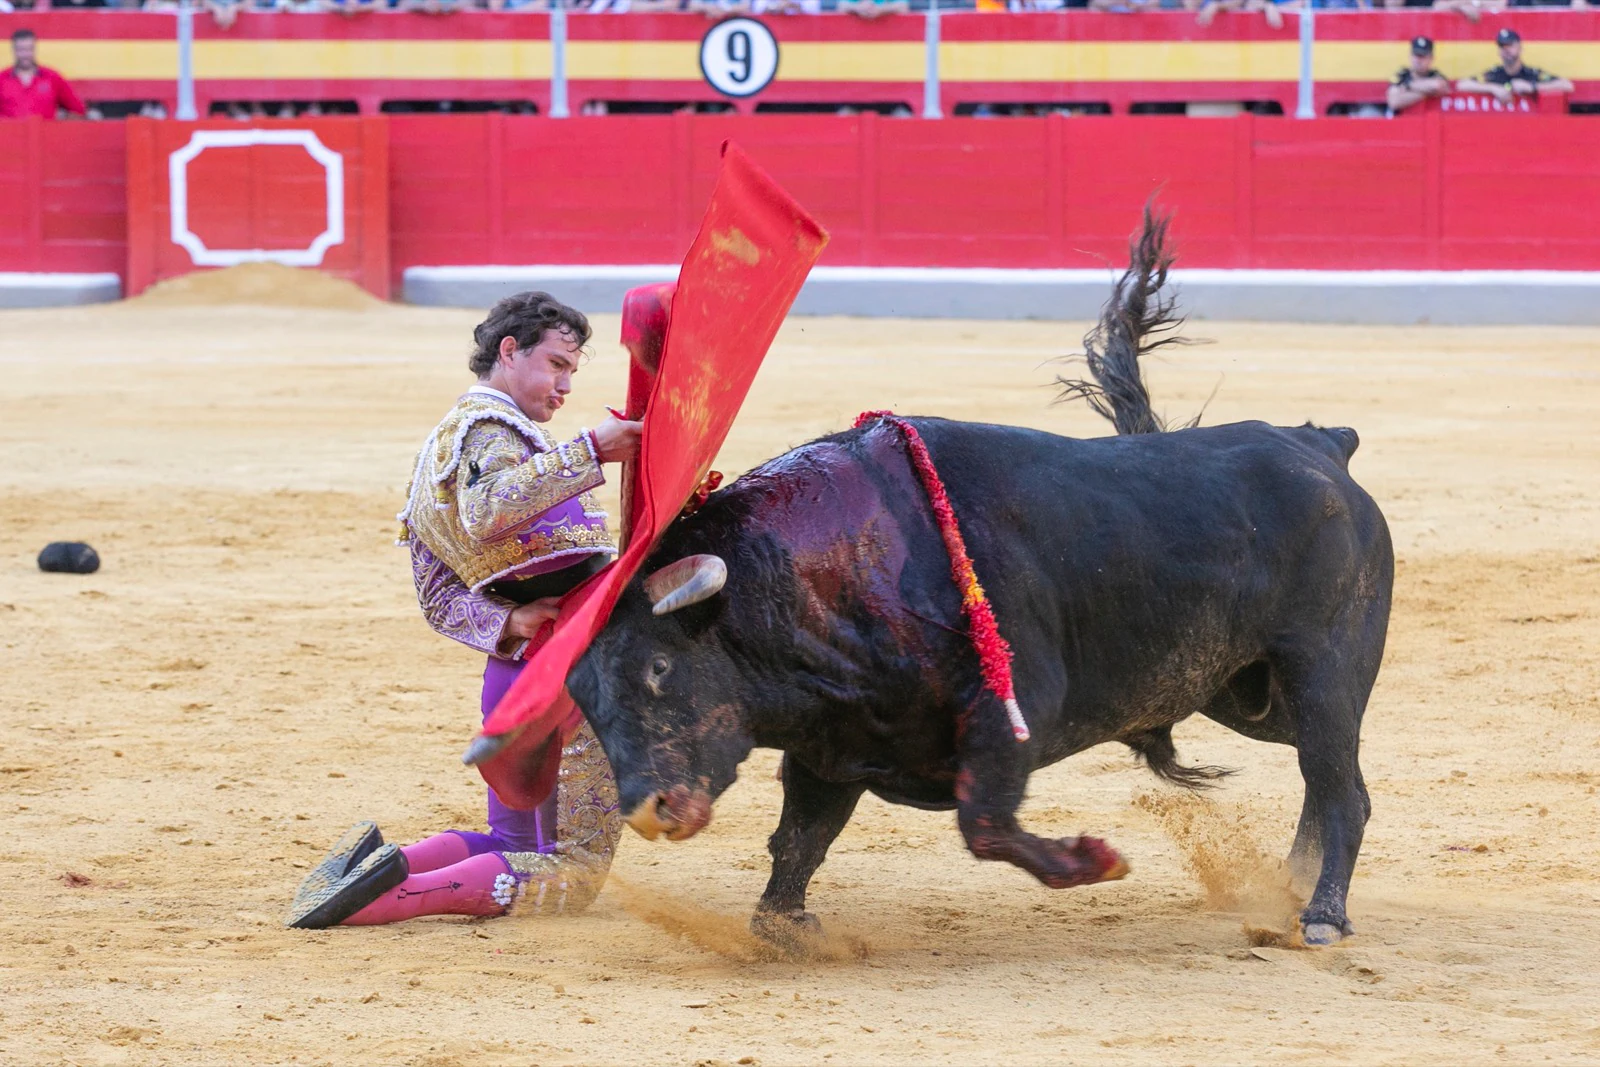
[482,655,560,854]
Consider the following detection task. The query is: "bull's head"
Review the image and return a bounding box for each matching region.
[568,553,755,843]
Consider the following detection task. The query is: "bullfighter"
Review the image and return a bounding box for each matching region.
[288,291,642,929]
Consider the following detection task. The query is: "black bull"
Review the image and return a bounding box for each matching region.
[567,219,1393,950]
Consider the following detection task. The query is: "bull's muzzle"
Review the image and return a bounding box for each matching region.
[624,786,713,842]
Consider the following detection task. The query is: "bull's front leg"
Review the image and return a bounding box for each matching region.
[956,698,1130,889]
[751,753,863,955]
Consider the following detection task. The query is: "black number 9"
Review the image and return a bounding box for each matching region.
[726,30,752,84]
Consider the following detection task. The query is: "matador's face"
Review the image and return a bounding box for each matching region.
[496,330,581,423]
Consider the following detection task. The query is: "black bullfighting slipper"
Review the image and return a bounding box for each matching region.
[285,843,407,930]
[290,820,383,913]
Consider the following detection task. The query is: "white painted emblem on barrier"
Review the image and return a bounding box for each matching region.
[700,18,778,98]
[168,129,345,267]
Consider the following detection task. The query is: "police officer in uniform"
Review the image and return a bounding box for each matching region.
[1387,36,1451,114]
[1457,28,1574,105]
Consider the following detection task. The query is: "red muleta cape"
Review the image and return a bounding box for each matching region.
[470,142,829,808]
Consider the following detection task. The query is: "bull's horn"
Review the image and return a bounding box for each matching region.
[644,555,727,616]
[460,729,515,767]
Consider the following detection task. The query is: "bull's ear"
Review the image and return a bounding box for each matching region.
[644,555,728,616]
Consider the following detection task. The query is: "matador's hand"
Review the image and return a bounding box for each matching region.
[507,597,563,641]
[592,415,643,465]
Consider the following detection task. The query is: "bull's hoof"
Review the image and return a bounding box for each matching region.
[750,908,826,959]
[1037,836,1130,889]
[1302,921,1354,946]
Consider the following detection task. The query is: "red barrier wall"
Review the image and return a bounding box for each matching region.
[387,113,1600,277]
[3,115,1600,286]
[0,120,126,276]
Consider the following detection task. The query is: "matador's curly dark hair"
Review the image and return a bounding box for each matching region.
[469,291,592,377]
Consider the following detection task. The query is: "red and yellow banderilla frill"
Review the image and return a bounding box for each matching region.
[855,412,1030,743]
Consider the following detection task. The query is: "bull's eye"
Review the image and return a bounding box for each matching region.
[644,654,672,696]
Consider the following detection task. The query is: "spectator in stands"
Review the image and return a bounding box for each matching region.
[687,0,826,13]
[840,0,911,17]
[1457,27,1574,104]
[1387,35,1450,114]
[144,0,250,23]
[205,0,242,28]
[1385,0,1504,21]
[580,0,699,11]
[1196,0,1291,31]
[1087,0,1160,12]
[1,29,87,121]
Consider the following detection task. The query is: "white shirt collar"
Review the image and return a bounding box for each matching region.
[468,384,520,410]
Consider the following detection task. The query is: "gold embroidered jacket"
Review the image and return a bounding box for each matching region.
[398,390,616,595]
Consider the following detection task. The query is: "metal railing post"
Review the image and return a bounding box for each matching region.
[923,0,942,120]
[176,0,198,121]
[550,2,570,119]
[1295,3,1315,120]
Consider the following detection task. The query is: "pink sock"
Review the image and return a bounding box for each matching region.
[342,853,513,926]
[401,832,473,874]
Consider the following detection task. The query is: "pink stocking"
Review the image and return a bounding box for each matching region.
[341,853,513,926]
[401,832,473,874]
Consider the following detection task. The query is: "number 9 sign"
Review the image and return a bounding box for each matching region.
[699,18,779,98]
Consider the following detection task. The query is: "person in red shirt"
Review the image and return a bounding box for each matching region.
[0,29,87,120]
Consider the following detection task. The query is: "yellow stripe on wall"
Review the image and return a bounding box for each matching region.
[48,41,178,81]
[942,41,1303,82]
[946,39,1600,83]
[566,41,699,80]
[1317,41,1600,81]
[568,40,924,82]
[780,42,926,82]
[41,36,1600,86]
[194,40,552,80]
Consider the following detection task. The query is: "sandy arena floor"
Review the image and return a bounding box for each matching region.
[2,275,1599,1066]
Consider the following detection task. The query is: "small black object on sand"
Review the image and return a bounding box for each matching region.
[37,542,100,575]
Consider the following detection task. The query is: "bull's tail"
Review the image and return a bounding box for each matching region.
[1055,203,1191,435]
[1060,207,1228,790]
[1124,726,1233,791]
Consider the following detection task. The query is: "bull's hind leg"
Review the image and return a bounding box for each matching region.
[954,700,1129,888]
[752,754,864,954]
[1279,654,1375,946]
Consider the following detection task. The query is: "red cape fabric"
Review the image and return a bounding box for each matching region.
[476,142,829,805]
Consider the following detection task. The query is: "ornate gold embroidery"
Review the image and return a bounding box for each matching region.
[398,394,616,592]
[458,421,605,542]
[520,526,617,557]
[501,723,622,917]
[556,722,622,858]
